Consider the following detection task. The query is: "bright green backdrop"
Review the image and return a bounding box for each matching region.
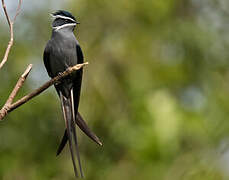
[1,0,229,179]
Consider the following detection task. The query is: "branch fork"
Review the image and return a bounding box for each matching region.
[0,0,22,69]
[0,62,88,121]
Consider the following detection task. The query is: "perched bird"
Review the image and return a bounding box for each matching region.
[43,10,102,178]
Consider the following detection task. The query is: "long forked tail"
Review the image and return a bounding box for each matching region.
[76,113,102,146]
[60,90,83,178]
[56,113,102,156]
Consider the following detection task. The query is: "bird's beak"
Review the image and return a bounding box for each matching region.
[76,21,80,24]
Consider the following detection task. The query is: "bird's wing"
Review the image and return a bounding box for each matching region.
[76,44,84,64]
[75,44,102,144]
[43,42,53,77]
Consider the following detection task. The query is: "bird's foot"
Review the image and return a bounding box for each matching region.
[58,72,64,76]
[55,72,64,85]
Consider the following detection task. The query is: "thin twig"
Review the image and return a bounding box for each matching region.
[0,0,22,69]
[0,62,88,121]
[0,64,32,119]
[0,22,14,69]
[5,64,32,106]
[1,0,10,27]
[13,0,22,22]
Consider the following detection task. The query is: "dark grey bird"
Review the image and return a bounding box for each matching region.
[43,10,102,178]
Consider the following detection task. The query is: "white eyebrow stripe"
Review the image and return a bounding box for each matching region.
[52,23,77,31]
[51,14,76,22]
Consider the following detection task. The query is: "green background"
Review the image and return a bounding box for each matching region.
[1,0,229,179]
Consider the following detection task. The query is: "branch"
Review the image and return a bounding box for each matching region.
[5,64,32,106]
[1,0,10,27]
[13,0,22,22]
[0,62,88,121]
[0,64,32,120]
[0,0,22,69]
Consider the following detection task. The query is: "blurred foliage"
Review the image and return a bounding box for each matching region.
[1,0,229,179]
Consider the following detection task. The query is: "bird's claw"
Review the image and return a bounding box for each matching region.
[58,72,64,76]
[55,72,64,85]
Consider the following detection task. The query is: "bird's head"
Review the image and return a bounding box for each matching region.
[51,10,80,32]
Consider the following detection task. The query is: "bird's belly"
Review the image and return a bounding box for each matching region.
[50,48,77,76]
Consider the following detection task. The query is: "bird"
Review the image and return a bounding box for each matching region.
[43,10,102,178]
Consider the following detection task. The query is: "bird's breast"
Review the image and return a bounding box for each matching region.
[49,38,78,76]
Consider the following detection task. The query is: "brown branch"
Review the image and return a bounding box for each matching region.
[0,64,32,119]
[5,64,33,106]
[0,0,22,69]
[0,22,14,69]
[1,0,10,27]
[0,62,88,121]
[13,0,22,22]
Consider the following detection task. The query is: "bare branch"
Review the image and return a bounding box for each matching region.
[13,0,22,22]
[5,64,32,106]
[0,62,88,121]
[0,22,14,69]
[0,64,32,119]
[0,0,22,69]
[1,0,10,27]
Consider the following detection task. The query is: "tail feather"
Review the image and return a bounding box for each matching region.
[70,89,83,178]
[72,124,83,178]
[56,130,68,156]
[60,91,80,178]
[76,113,102,146]
[56,113,102,156]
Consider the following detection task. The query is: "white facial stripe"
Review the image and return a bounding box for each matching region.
[53,23,76,31]
[51,14,76,22]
